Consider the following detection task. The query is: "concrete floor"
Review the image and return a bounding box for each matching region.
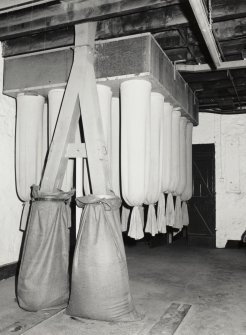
[0,241,246,334]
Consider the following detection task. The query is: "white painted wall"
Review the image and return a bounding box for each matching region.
[193,113,246,248]
[0,45,23,266]
[0,38,245,262]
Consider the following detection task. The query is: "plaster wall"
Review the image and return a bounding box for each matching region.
[193,113,246,248]
[0,40,245,264]
[0,45,22,266]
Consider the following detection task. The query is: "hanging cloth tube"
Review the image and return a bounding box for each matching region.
[157,102,172,233]
[110,96,120,197]
[161,102,173,193]
[157,193,166,233]
[166,109,181,227]
[96,84,112,158]
[176,117,188,196]
[121,205,131,232]
[145,92,164,204]
[121,79,151,239]
[145,204,158,236]
[174,195,182,229]
[42,102,48,167]
[48,89,74,192]
[16,94,45,231]
[180,122,193,229]
[181,122,193,201]
[67,195,139,321]
[16,94,45,201]
[144,92,164,236]
[186,122,194,201]
[166,193,175,227]
[128,206,144,239]
[169,109,181,194]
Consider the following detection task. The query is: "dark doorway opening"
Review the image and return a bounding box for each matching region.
[188,144,216,247]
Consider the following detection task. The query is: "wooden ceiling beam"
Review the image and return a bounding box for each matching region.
[0,0,184,41]
[214,18,246,41]
[1,4,190,56]
[211,0,246,22]
[0,0,246,42]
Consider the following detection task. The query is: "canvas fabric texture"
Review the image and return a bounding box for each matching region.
[17,185,74,311]
[67,194,138,321]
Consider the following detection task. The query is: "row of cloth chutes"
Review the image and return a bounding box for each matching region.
[75,79,192,239]
[15,78,192,319]
[92,79,192,239]
[119,80,193,239]
[16,79,192,240]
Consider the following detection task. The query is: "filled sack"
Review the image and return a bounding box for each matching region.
[17,186,74,311]
[67,194,138,321]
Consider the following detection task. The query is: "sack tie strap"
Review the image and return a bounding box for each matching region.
[76,194,121,211]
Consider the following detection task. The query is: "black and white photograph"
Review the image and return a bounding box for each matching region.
[0,0,245,334]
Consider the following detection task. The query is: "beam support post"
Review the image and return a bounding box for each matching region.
[41,22,109,194]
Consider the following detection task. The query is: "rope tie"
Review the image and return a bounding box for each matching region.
[76,194,121,211]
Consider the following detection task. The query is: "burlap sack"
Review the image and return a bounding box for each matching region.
[67,194,138,321]
[17,185,74,311]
